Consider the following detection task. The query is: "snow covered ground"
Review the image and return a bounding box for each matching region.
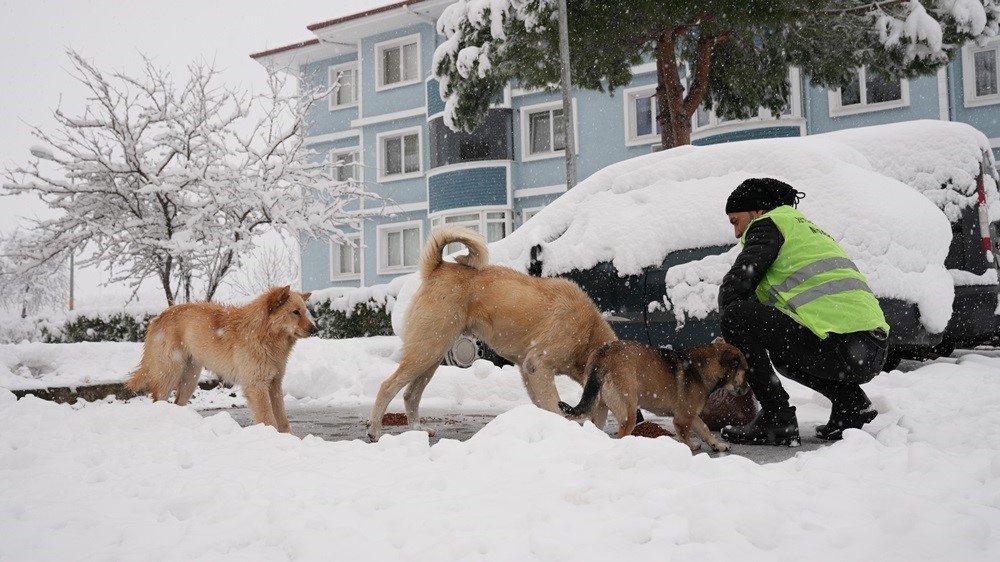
[1,336,999,560]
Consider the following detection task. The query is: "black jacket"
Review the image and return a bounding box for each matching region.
[718,217,785,311]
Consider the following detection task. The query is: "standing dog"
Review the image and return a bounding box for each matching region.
[367,226,618,441]
[127,286,315,433]
[559,340,750,451]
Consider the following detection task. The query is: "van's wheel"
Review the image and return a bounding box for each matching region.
[882,350,903,372]
[443,335,481,368]
[932,341,956,358]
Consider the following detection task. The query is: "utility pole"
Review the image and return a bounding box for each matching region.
[556,0,576,188]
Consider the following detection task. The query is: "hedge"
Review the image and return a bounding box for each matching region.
[0,284,401,344]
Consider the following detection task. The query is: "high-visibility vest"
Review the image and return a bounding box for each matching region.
[742,206,890,339]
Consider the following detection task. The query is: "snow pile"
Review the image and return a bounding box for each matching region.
[1,338,1000,560]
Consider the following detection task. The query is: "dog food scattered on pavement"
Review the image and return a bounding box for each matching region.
[631,421,674,438]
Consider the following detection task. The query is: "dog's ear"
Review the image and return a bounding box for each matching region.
[266,285,292,314]
[301,291,312,301]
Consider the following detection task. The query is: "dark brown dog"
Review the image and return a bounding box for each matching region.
[367,226,618,441]
[559,340,750,451]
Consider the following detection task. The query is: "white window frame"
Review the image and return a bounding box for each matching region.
[328,62,359,111]
[330,234,362,280]
[828,66,909,117]
[328,148,360,184]
[521,206,543,226]
[520,99,579,162]
[962,37,1000,108]
[377,221,423,275]
[431,209,512,256]
[692,68,803,134]
[623,85,661,146]
[375,34,421,91]
[376,127,423,182]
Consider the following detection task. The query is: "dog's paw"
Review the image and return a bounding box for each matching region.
[367,429,381,442]
[711,441,731,453]
[409,423,436,437]
[687,441,702,452]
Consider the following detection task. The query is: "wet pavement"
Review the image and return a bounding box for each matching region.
[200,404,831,464]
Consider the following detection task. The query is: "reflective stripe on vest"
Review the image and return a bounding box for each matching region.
[785,277,875,311]
[764,256,869,307]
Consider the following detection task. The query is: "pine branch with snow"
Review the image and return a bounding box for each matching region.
[434,0,1000,148]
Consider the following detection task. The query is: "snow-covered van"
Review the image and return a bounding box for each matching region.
[466,120,1000,370]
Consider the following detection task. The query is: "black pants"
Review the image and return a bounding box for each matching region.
[720,300,887,411]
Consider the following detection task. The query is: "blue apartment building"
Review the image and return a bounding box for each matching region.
[251,0,1000,292]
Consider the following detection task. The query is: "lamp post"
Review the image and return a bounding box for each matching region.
[29,146,74,311]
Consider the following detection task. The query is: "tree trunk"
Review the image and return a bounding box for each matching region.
[655,27,725,151]
[656,30,692,150]
[160,255,175,307]
[20,285,29,319]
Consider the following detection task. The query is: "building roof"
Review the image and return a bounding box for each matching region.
[250,0,447,66]
[306,1,426,32]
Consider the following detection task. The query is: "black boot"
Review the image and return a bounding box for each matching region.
[721,406,800,447]
[816,390,877,440]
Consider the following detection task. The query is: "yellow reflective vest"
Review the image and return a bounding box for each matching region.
[741,206,890,339]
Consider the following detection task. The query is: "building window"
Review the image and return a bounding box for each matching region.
[378,129,422,180]
[521,101,575,161]
[330,235,361,279]
[521,207,542,225]
[328,63,358,109]
[529,108,565,154]
[624,87,661,145]
[829,66,908,116]
[431,210,511,255]
[379,223,422,273]
[963,38,1000,107]
[376,35,420,90]
[695,103,788,130]
[428,110,513,169]
[689,69,802,135]
[329,150,359,183]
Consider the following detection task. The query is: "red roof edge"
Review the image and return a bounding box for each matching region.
[250,39,321,61]
[306,0,423,32]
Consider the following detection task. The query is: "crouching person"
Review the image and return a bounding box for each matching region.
[718,177,888,446]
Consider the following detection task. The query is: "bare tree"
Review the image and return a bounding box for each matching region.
[223,237,299,299]
[0,231,70,317]
[3,49,380,305]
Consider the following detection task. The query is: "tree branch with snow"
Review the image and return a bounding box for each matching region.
[2,49,383,306]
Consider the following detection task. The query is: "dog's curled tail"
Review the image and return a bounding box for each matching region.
[420,226,490,279]
[558,344,611,419]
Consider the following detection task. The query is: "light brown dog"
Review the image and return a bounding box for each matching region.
[367,226,618,441]
[559,340,750,451]
[127,286,315,433]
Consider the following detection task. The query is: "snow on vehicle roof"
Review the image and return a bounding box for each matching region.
[489,120,995,333]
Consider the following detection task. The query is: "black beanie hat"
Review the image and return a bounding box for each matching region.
[726,177,804,213]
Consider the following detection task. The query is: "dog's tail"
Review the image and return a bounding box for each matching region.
[125,366,149,393]
[420,226,489,279]
[558,344,611,419]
